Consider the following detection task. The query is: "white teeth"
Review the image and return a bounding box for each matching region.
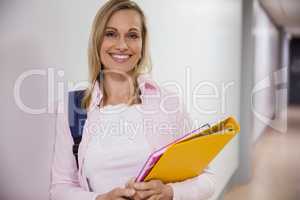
[111,54,130,59]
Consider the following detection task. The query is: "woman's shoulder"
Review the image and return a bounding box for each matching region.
[139,77,184,114]
[138,74,181,99]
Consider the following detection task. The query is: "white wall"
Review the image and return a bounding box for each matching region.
[137,1,242,199]
[252,0,281,141]
[0,0,242,199]
[0,1,62,200]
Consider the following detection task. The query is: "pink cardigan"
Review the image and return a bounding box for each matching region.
[50,75,215,200]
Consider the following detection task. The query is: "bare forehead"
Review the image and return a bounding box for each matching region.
[106,9,142,31]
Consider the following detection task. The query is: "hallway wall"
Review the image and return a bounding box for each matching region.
[0,1,242,199]
[252,0,281,141]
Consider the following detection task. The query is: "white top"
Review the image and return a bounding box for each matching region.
[84,104,152,195]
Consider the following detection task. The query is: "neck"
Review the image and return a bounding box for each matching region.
[100,72,137,106]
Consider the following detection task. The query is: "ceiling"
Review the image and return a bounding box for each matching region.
[260,0,300,35]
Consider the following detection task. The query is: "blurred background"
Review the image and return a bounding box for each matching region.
[0,0,299,199]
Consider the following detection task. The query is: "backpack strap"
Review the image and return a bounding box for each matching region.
[68,90,87,169]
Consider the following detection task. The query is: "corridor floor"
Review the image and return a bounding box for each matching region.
[224,106,300,200]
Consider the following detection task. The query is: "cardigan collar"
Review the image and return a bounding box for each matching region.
[88,74,159,111]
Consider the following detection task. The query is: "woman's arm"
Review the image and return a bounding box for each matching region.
[50,102,99,200]
[50,102,139,200]
[166,168,215,200]
[166,96,216,200]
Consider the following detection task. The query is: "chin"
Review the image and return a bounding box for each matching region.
[104,65,135,74]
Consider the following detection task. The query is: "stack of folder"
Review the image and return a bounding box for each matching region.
[135,116,240,183]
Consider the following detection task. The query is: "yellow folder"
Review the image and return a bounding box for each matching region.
[143,116,240,183]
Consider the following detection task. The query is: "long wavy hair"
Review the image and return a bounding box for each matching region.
[82,0,152,109]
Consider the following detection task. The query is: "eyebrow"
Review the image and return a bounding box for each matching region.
[105,27,117,31]
[129,27,141,32]
[105,26,141,32]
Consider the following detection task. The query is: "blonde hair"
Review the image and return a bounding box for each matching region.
[82,0,152,109]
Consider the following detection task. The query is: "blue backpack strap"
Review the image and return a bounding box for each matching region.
[68,90,87,169]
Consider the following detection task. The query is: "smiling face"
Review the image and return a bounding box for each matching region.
[100,9,143,74]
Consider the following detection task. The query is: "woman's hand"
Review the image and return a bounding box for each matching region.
[96,187,136,200]
[125,178,173,200]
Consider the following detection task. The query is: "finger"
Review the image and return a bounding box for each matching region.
[126,177,135,185]
[134,180,159,190]
[116,198,132,200]
[133,182,151,190]
[125,177,136,188]
[147,194,162,200]
[129,177,136,183]
[135,190,158,199]
[125,183,134,190]
[115,188,136,198]
[132,194,142,200]
[156,194,163,200]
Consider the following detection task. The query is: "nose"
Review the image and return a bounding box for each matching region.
[115,36,128,51]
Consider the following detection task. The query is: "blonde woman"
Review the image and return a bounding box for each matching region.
[50,0,215,200]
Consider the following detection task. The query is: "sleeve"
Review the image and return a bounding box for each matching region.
[49,102,100,200]
[167,98,216,200]
[167,168,215,200]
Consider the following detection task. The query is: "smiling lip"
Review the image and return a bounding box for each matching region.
[109,53,131,63]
